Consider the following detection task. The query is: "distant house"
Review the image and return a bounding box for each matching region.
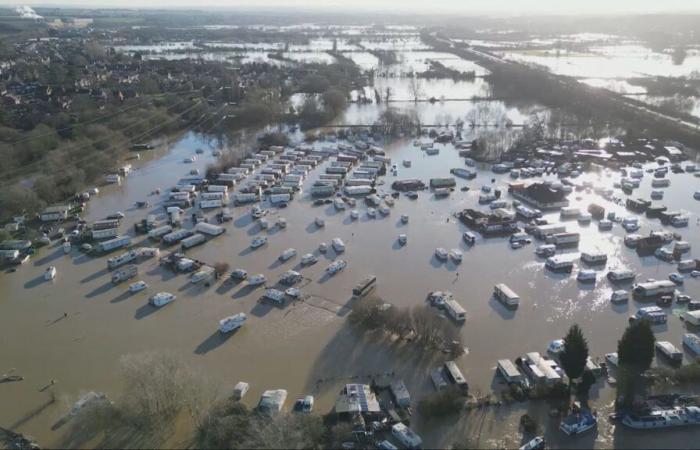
[334,384,381,418]
[457,208,517,235]
[40,205,70,222]
[509,182,569,210]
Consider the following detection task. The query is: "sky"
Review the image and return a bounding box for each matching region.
[3,0,700,14]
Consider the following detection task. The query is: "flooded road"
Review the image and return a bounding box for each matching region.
[1,122,700,448]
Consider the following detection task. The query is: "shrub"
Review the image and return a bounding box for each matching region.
[418,386,465,418]
[520,413,538,433]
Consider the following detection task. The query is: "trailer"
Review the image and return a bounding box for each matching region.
[107,250,138,269]
[191,266,215,284]
[92,227,119,240]
[311,185,336,197]
[200,192,226,200]
[352,275,377,297]
[443,361,469,393]
[148,225,173,239]
[260,168,282,178]
[344,185,372,196]
[319,174,343,181]
[111,264,138,284]
[200,199,223,209]
[632,280,676,298]
[137,247,160,258]
[226,167,249,175]
[269,193,292,204]
[97,236,131,253]
[497,359,523,384]
[207,185,228,193]
[494,283,520,308]
[345,178,374,186]
[326,166,348,175]
[194,222,225,236]
[181,233,206,249]
[655,341,683,363]
[217,173,241,182]
[548,232,580,247]
[256,174,278,182]
[92,219,120,230]
[683,310,700,326]
[162,229,193,245]
[283,174,303,183]
[269,186,293,195]
[234,193,259,205]
[444,298,466,323]
[169,191,191,201]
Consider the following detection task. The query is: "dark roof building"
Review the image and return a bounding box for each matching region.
[509,182,569,210]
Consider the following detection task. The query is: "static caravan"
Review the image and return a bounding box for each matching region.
[443,361,469,393]
[200,199,223,209]
[181,233,206,249]
[148,225,172,239]
[40,206,70,222]
[194,222,225,236]
[683,310,700,327]
[497,359,522,384]
[208,185,228,193]
[98,236,131,253]
[494,283,520,308]
[444,298,466,323]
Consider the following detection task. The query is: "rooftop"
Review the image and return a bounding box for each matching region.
[334,383,381,415]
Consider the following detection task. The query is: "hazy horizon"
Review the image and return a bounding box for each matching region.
[4,0,700,15]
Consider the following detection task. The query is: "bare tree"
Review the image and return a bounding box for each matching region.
[408,75,424,103]
[119,352,212,428]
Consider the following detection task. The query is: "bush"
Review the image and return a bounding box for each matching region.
[348,296,391,330]
[372,109,420,137]
[59,351,213,448]
[196,399,326,449]
[520,413,538,433]
[214,262,230,277]
[0,186,46,222]
[349,297,464,354]
[652,362,700,384]
[529,382,569,400]
[206,150,244,180]
[322,89,347,118]
[118,351,209,428]
[418,386,465,417]
[507,383,528,402]
[259,132,289,148]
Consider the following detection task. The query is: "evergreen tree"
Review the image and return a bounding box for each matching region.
[618,319,655,374]
[559,324,589,386]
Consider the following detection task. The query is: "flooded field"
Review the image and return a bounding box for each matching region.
[3,22,700,449]
[462,35,700,120]
[501,45,700,81]
[2,119,700,448]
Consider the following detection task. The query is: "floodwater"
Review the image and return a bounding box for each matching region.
[501,46,700,80]
[624,94,700,121]
[2,121,700,448]
[4,30,700,449]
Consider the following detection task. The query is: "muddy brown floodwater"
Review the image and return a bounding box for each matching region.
[1,127,700,449]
